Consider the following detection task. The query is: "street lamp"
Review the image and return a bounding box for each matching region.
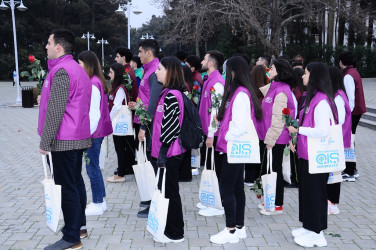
[0,0,27,106]
[97,38,109,68]
[140,33,154,40]
[115,0,142,49]
[81,32,95,50]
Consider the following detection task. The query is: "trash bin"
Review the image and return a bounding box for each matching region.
[22,86,34,108]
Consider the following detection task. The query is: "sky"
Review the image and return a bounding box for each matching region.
[128,0,165,28]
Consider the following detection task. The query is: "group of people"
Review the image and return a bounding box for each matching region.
[38,28,366,249]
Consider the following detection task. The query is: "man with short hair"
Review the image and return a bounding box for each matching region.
[197,50,225,217]
[128,39,162,218]
[130,56,143,87]
[39,29,92,250]
[185,55,203,87]
[256,55,270,68]
[339,51,367,182]
[115,47,138,101]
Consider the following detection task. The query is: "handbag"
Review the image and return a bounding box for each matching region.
[191,149,201,169]
[261,149,277,212]
[41,153,62,233]
[344,134,356,162]
[198,149,222,209]
[112,100,134,136]
[308,116,346,174]
[146,168,169,242]
[227,118,260,163]
[282,148,291,184]
[327,171,343,184]
[132,140,156,201]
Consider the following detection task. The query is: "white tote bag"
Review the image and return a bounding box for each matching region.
[99,136,108,170]
[227,118,260,163]
[282,148,291,184]
[146,168,169,242]
[191,149,201,169]
[344,134,356,162]
[112,103,134,136]
[198,149,222,209]
[41,153,61,233]
[327,171,343,184]
[132,140,156,201]
[308,117,346,174]
[261,150,277,212]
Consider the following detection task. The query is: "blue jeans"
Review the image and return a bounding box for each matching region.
[85,137,106,203]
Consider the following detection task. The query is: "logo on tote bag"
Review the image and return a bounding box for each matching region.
[115,123,129,134]
[316,152,340,168]
[230,143,252,158]
[200,190,215,206]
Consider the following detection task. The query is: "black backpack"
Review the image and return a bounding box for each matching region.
[180,94,204,149]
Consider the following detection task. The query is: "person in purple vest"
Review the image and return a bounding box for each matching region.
[197,50,226,217]
[152,56,186,243]
[40,29,91,250]
[77,51,113,219]
[288,62,338,248]
[209,56,263,244]
[339,51,367,182]
[327,66,352,215]
[258,59,296,216]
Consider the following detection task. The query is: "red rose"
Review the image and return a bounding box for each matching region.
[210,87,215,94]
[282,108,290,115]
[257,194,261,199]
[125,67,130,73]
[28,55,35,63]
[193,85,199,91]
[266,68,270,72]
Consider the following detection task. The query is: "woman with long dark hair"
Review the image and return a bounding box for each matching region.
[78,51,113,218]
[258,59,296,215]
[209,56,262,244]
[288,62,338,247]
[152,56,186,243]
[327,66,352,215]
[106,63,135,183]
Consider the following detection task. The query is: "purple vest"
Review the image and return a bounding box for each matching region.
[335,90,352,148]
[297,91,330,160]
[91,75,113,138]
[216,87,257,153]
[151,88,185,158]
[38,55,91,140]
[343,66,367,115]
[134,58,159,124]
[198,70,225,136]
[258,81,296,144]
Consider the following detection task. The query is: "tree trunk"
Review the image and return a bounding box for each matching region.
[195,38,200,57]
[367,15,374,47]
[338,15,345,46]
[347,1,355,47]
[327,6,335,47]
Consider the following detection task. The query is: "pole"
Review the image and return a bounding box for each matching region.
[87,32,90,50]
[10,0,21,105]
[101,39,104,68]
[127,1,131,49]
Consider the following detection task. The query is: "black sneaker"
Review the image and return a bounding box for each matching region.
[284,182,298,188]
[139,200,151,207]
[137,207,150,218]
[80,229,88,239]
[44,239,82,250]
[342,173,356,182]
[114,170,118,175]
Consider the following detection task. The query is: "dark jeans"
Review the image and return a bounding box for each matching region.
[85,137,106,203]
[344,114,362,175]
[299,158,328,234]
[52,150,86,243]
[220,155,245,228]
[113,135,136,176]
[160,156,184,240]
[261,143,286,206]
[245,140,264,183]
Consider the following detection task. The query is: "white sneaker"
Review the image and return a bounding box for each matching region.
[259,206,283,215]
[102,200,107,212]
[198,207,224,217]
[156,235,184,243]
[210,228,239,244]
[294,230,327,248]
[244,182,254,187]
[236,227,247,239]
[258,203,265,210]
[192,169,199,176]
[328,203,340,215]
[292,227,308,238]
[196,202,207,210]
[85,202,104,216]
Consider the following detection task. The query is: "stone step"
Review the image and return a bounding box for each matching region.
[359,117,376,130]
[362,112,376,122]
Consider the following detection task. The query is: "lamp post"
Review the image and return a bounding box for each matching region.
[115,0,142,49]
[0,0,27,106]
[81,32,95,50]
[97,38,109,68]
[140,33,154,40]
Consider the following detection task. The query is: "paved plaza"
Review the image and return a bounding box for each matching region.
[0,80,376,249]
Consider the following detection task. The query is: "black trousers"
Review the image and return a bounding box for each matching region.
[113,135,136,176]
[244,140,264,183]
[327,182,341,204]
[179,150,192,182]
[299,158,328,233]
[200,136,222,181]
[159,156,184,240]
[220,155,245,228]
[344,114,362,175]
[261,143,286,206]
[52,150,86,243]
